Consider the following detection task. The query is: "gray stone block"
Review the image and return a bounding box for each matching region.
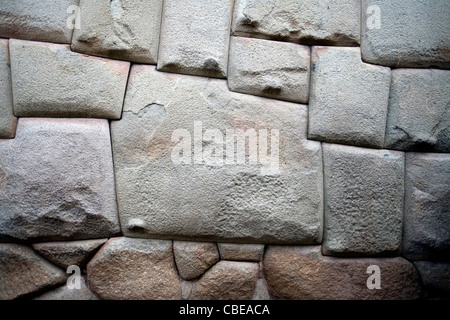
[385,69,450,152]
[322,143,404,257]
[173,241,220,280]
[0,0,78,44]
[111,65,323,244]
[157,0,233,78]
[414,261,450,297]
[0,38,16,139]
[218,243,264,262]
[308,46,391,148]
[403,153,450,261]
[228,36,310,103]
[232,0,360,45]
[0,118,120,242]
[361,0,450,69]
[10,39,130,119]
[264,245,422,300]
[72,0,163,63]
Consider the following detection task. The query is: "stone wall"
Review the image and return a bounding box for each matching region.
[0,0,449,300]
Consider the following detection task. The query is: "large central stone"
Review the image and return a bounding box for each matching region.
[111,66,323,244]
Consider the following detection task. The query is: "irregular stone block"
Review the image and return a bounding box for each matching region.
[34,276,99,300]
[308,46,391,148]
[111,66,323,244]
[232,0,360,45]
[190,261,259,300]
[87,237,181,300]
[0,243,66,300]
[9,39,130,119]
[322,143,404,257]
[264,246,422,300]
[157,0,233,78]
[0,118,120,242]
[0,38,16,139]
[384,69,450,152]
[252,278,271,300]
[0,0,78,44]
[32,239,108,270]
[403,153,450,261]
[173,241,220,280]
[72,0,163,63]
[414,261,450,298]
[228,36,310,103]
[218,243,264,262]
[361,0,450,69]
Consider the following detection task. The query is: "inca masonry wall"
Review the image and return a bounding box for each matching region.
[0,0,449,300]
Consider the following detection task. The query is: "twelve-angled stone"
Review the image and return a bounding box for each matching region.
[308,46,391,148]
[111,65,323,244]
[173,241,220,280]
[72,0,163,63]
[0,38,16,139]
[0,118,120,242]
[9,39,130,119]
[157,0,233,78]
[232,0,360,45]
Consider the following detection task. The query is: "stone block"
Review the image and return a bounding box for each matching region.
[361,0,450,69]
[10,39,129,119]
[308,46,391,148]
[0,118,120,242]
[322,143,404,257]
[218,243,264,262]
[111,66,323,244]
[72,0,163,63]
[414,261,450,298]
[384,69,450,152]
[157,0,233,78]
[403,153,450,261]
[173,241,219,280]
[232,0,360,45]
[228,36,310,103]
[34,276,99,300]
[0,38,16,139]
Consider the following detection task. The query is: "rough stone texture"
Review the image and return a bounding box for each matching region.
[157,0,233,78]
[252,278,271,300]
[308,46,391,148]
[228,36,310,103]
[87,237,181,300]
[0,118,120,242]
[0,0,78,44]
[190,261,259,300]
[414,261,450,298]
[34,276,99,300]
[173,241,220,280]
[322,143,404,257]
[9,39,130,119]
[264,246,422,300]
[0,243,67,300]
[32,239,108,270]
[0,38,16,139]
[232,0,360,45]
[72,0,163,64]
[384,69,450,152]
[403,153,450,261]
[361,0,450,69]
[218,243,264,262]
[111,66,323,244]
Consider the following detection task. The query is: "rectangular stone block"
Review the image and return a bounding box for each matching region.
[361,0,450,69]
[308,46,391,148]
[0,38,16,139]
[72,0,163,64]
[384,69,450,152]
[0,118,120,242]
[111,66,324,244]
[264,246,422,300]
[232,0,360,45]
[0,0,78,44]
[9,39,130,119]
[218,243,265,262]
[157,0,233,78]
[228,36,310,103]
[403,153,450,261]
[322,143,404,257]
